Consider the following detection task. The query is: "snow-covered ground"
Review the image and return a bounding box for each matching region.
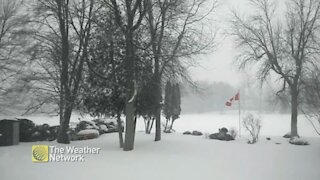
[8,111,320,137]
[0,112,319,180]
[0,133,319,180]
[173,112,320,137]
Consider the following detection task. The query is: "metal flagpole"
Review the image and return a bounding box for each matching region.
[238,91,241,137]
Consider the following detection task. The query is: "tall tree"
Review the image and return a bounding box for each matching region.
[163,81,180,132]
[33,0,95,143]
[230,0,320,138]
[81,9,127,148]
[136,64,158,134]
[171,83,181,126]
[145,0,217,141]
[109,0,147,151]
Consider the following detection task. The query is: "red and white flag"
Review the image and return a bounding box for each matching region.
[225,92,240,107]
[235,92,240,101]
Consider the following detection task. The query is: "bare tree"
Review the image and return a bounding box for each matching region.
[230,0,320,138]
[0,0,31,111]
[302,65,320,135]
[32,0,95,143]
[145,0,217,141]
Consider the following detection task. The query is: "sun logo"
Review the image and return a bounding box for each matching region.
[32,145,49,162]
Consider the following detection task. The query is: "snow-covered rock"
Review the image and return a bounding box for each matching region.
[18,119,58,142]
[191,130,203,136]
[74,119,122,135]
[209,128,234,141]
[76,129,99,140]
[77,129,99,135]
[99,124,108,131]
[183,131,191,135]
[289,137,310,145]
[84,121,100,129]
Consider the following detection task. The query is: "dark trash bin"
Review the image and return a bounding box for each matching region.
[0,119,20,146]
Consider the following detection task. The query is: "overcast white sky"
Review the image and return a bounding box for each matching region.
[189,0,253,87]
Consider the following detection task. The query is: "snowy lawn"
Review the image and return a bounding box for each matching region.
[7,111,320,137]
[0,132,319,180]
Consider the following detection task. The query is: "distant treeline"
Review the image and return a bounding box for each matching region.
[181,81,290,114]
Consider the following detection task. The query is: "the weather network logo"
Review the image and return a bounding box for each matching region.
[31,145,101,162]
[32,145,49,162]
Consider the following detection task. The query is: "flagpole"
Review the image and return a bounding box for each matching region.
[238,90,241,137]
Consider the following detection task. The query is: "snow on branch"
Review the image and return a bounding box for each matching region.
[128,80,138,103]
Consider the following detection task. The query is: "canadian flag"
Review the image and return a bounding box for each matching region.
[225,92,240,107]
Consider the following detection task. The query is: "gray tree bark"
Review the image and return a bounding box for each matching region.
[290,87,299,138]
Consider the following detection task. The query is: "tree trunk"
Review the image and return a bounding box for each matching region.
[154,81,161,141]
[154,64,161,141]
[169,119,174,131]
[116,111,124,148]
[57,0,70,144]
[146,118,155,134]
[146,1,162,141]
[155,112,161,140]
[148,118,155,134]
[145,118,149,134]
[290,88,299,138]
[57,106,72,144]
[123,27,136,151]
[124,101,135,151]
[165,119,171,132]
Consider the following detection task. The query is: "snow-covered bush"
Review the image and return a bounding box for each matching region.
[242,114,261,144]
[204,132,210,139]
[228,127,238,139]
[289,137,310,145]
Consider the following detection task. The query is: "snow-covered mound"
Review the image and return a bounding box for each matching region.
[76,129,99,140]
[77,129,100,136]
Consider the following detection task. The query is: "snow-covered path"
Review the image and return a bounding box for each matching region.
[0,133,319,180]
